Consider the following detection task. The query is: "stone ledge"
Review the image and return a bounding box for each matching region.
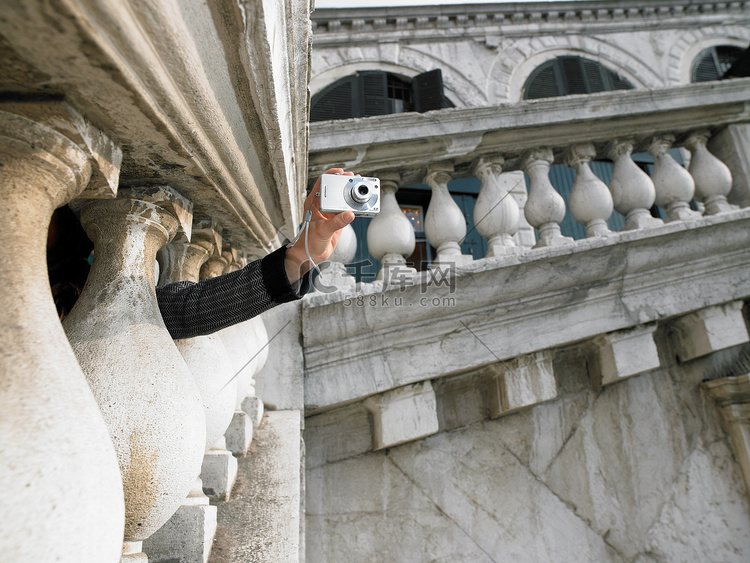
[303,210,750,413]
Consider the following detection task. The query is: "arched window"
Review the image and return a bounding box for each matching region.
[523,56,634,100]
[310,69,453,122]
[691,45,745,82]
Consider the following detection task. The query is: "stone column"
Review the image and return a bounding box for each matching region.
[314,223,357,292]
[0,110,124,562]
[684,130,734,215]
[521,148,572,248]
[648,135,701,222]
[367,172,417,283]
[607,139,663,230]
[472,156,520,257]
[63,186,206,562]
[144,221,236,561]
[424,163,472,267]
[565,143,613,237]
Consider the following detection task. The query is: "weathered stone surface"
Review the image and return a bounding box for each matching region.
[485,351,557,416]
[143,504,217,563]
[592,324,661,386]
[201,448,238,501]
[365,381,439,449]
[640,439,750,562]
[669,301,750,362]
[225,411,253,456]
[254,302,304,411]
[211,411,303,563]
[543,372,691,559]
[305,404,373,469]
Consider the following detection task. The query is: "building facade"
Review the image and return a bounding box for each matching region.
[302,1,750,562]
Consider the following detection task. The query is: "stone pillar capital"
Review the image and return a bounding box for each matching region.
[424,162,454,187]
[472,155,505,178]
[606,138,636,160]
[564,142,597,169]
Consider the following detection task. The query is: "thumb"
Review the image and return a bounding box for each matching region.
[318,211,354,238]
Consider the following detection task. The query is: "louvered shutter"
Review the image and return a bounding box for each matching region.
[561,57,587,95]
[359,71,389,117]
[693,51,721,82]
[310,76,356,122]
[582,58,606,92]
[525,62,561,99]
[412,69,445,112]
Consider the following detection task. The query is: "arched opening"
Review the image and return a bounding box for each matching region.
[692,45,745,82]
[522,56,634,100]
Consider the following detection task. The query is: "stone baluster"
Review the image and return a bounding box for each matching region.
[521,148,572,248]
[648,135,701,222]
[564,143,613,237]
[684,130,734,215]
[367,172,417,284]
[314,223,357,292]
[63,186,206,562]
[200,243,228,279]
[144,220,236,561]
[472,156,521,257]
[222,244,239,273]
[424,163,473,267]
[607,139,663,230]
[0,110,124,561]
[239,317,270,430]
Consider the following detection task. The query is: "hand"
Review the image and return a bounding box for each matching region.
[284,168,356,283]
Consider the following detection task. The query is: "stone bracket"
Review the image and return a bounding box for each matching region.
[591,324,661,387]
[669,301,750,362]
[364,382,439,450]
[486,350,557,417]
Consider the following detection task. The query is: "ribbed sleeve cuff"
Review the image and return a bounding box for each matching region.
[260,246,310,303]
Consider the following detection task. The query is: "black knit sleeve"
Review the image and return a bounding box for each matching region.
[157,246,309,340]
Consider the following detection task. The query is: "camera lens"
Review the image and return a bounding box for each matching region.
[351,183,371,203]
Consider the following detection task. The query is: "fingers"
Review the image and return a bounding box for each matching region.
[315,210,354,240]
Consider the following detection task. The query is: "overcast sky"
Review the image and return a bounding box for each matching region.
[316,0,563,7]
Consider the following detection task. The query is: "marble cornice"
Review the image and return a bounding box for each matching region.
[311,0,750,42]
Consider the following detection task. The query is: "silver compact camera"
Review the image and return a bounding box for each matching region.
[319,174,380,217]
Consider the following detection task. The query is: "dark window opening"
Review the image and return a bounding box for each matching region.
[692,45,745,82]
[311,69,453,122]
[523,56,635,100]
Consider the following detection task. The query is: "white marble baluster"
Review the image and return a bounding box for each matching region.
[472,156,520,257]
[684,130,734,215]
[314,223,357,292]
[63,186,206,562]
[0,110,124,562]
[648,135,702,222]
[607,139,663,230]
[144,220,234,562]
[521,148,572,248]
[367,172,417,284]
[565,143,613,237]
[424,163,473,267]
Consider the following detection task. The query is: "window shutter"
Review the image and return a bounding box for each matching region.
[717,46,745,75]
[582,58,606,92]
[561,57,587,95]
[525,62,561,99]
[693,51,721,82]
[412,69,445,112]
[359,71,389,117]
[310,76,356,122]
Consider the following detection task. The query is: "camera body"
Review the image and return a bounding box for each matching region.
[319,174,380,217]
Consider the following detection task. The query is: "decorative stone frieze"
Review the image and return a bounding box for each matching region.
[0,109,124,562]
[669,301,750,362]
[565,143,613,238]
[591,324,661,387]
[424,163,473,267]
[521,148,572,248]
[472,156,521,257]
[648,135,702,222]
[685,130,734,215]
[63,186,205,561]
[607,139,663,230]
[367,172,417,280]
[486,351,557,417]
[364,381,439,450]
[702,374,750,499]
